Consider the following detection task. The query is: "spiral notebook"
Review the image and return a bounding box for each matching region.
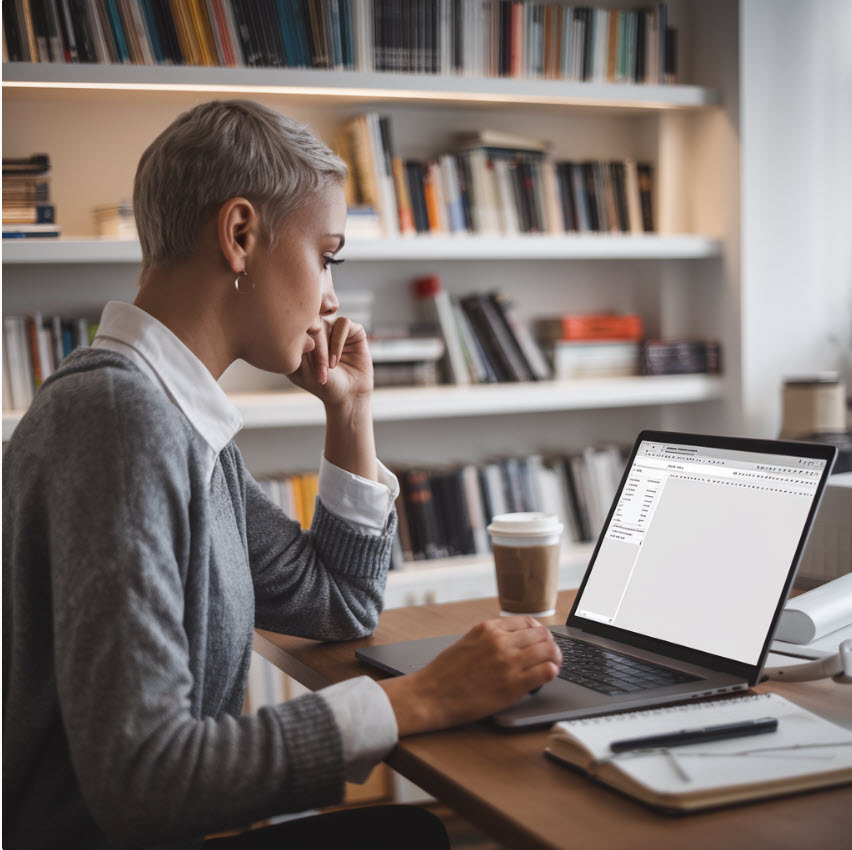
[545,693,852,813]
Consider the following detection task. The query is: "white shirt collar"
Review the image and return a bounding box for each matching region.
[92,301,243,457]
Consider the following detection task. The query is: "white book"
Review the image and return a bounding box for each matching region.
[624,158,644,235]
[546,692,852,813]
[128,0,155,65]
[493,159,520,235]
[539,159,565,234]
[461,463,490,555]
[366,112,399,237]
[452,302,488,383]
[467,149,501,235]
[482,462,509,521]
[3,316,34,409]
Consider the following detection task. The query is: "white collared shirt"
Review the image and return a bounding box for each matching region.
[92,300,399,781]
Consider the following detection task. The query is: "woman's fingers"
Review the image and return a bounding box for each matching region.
[326,315,352,370]
[308,323,329,384]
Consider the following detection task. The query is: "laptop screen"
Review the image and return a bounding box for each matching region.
[572,437,830,666]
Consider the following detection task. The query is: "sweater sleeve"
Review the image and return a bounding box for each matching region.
[239,449,396,640]
[41,373,347,846]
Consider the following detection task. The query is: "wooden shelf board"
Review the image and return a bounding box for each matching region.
[2,63,718,110]
[2,234,721,264]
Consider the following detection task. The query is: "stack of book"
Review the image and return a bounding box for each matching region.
[92,199,137,239]
[368,335,445,388]
[335,117,655,237]
[2,313,96,410]
[639,339,722,376]
[1,2,677,84]
[412,276,552,385]
[537,313,643,379]
[2,154,61,239]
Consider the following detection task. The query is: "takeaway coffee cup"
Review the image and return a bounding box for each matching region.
[487,512,563,617]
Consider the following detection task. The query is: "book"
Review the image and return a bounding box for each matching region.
[545,692,852,813]
[411,275,470,385]
[536,314,644,343]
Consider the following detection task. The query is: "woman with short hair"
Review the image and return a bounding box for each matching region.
[3,99,561,849]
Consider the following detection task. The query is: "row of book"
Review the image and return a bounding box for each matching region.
[337,117,654,238]
[3,314,97,410]
[2,153,61,239]
[2,1,677,84]
[255,444,628,568]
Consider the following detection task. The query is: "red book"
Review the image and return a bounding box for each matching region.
[537,314,644,342]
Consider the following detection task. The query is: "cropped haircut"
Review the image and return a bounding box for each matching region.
[133,99,347,271]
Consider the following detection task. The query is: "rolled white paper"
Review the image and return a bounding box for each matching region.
[776,573,852,644]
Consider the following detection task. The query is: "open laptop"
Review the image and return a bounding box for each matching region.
[356,430,837,728]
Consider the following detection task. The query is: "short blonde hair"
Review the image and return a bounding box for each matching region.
[133,99,347,271]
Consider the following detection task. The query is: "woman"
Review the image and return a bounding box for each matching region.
[2,99,561,849]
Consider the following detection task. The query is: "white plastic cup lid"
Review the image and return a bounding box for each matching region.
[487,512,563,538]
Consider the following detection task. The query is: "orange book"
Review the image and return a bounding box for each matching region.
[607,10,619,82]
[297,472,320,529]
[392,157,416,235]
[422,163,443,233]
[170,0,201,66]
[187,0,215,66]
[537,314,644,342]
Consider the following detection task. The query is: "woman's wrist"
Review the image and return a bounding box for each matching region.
[323,394,378,483]
[378,673,445,737]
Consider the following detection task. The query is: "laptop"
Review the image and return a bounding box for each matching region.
[356,430,837,728]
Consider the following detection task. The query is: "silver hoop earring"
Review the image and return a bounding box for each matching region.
[234,271,254,294]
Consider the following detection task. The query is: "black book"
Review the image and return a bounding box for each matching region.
[405,160,430,233]
[580,7,594,81]
[499,0,510,75]
[455,154,474,232]
[564,456,593,542]
[610,162,629,233]
[657,1,667,83]
[452,0,463,72]
[69,0,99,62]
[636,163,654,231]
[555,162,578,232]
[3,2,24,61]
[29,0,50,61]
[402,469,449,560]
[635,9,646,82]
[230,0,257,66]
[338,0,352,67]
[483,292,536,381]
[665,26,677,79]
[460,294,530,382]
[582,162,599,231]
[2,154,51,175]
[510,161,531,232]
[152,0,182,64]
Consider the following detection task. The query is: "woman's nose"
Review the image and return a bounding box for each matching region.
[320,282,339,317]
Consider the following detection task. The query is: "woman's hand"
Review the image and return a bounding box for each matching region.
[379,617,563,736]
[287,315,373,406]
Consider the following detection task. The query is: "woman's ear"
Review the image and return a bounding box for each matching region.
[218,198,258,274]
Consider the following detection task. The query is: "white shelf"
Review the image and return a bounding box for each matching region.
[1,375,723,440]
[1,234,721,265]
[2,63,718,110]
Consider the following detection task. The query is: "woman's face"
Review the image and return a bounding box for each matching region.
[241,182,347,374]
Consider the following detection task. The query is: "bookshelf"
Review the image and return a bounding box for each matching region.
[2,0,746,589]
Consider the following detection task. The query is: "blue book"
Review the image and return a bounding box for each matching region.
[138,0,164,64]
[104,0,130,62]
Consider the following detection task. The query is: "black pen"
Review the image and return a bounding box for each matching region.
[609,716,779,753]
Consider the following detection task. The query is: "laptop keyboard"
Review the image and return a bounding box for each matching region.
[552,634,700,696]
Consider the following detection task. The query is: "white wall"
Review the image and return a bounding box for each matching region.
[740,0,852,437]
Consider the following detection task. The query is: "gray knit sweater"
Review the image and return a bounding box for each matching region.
[2,349,396,849]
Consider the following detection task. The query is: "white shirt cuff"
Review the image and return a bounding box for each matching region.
[318,455,400,537]
[317,676,399,784]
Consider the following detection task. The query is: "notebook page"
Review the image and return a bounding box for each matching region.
[550,693,852,795]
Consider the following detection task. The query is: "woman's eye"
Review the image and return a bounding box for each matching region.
[322,255,345,270]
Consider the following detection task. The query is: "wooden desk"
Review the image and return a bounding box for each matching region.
[254,590,852,850]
